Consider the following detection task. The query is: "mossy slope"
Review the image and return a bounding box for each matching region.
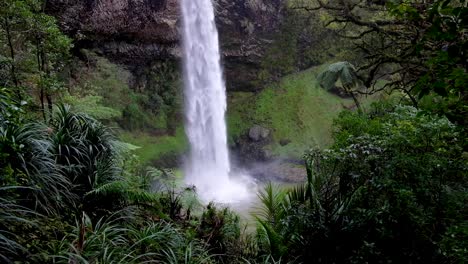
[228,65,354,158]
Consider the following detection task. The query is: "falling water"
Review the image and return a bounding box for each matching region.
[181,0,251,203]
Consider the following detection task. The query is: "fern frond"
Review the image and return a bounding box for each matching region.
[287,184,308,205]
[85,181,160,205]
[254,183,287,225]
[256,218,288,259]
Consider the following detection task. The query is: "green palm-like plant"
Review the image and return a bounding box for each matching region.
[0,120,75,214]
[128,221,197,262]
[255,183,287,226]
[1,93,75,262]
[49,105,122,216]
[161,241,213,264]
[303,148,365,223]
[50,104,118,186]
[49,213,213,264]
[254,153,364,262]
[254,183,290,260]
[317,62,363,111]
[50,212,130,263]
[0,187,38,263]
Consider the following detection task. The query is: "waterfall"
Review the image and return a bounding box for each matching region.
[181,0,250,203]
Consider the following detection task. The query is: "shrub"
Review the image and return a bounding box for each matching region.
[256,103,467,263]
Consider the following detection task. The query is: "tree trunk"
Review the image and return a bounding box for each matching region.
[40,87,46,121]
[46,94,53,114]
[350,92,362,112]
[4,17,21,99]
[41,44,54,117]
[344,85,362,112]
[36,38,47,120]
[404,89,418,108]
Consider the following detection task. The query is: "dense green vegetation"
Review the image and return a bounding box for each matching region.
[255,103,467,263]
[1,0,467,263]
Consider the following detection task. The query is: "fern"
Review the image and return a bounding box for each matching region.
[63,94,122,120]
[85,181,161,206]
[255,183,287,226]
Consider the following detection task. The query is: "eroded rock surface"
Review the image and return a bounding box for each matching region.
[47,0,285,91]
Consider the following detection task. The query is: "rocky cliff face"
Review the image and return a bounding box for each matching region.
[47,0,284,91]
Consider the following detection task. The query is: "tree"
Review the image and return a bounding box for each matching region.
[293,0,467,125]
[0,0,34,98]
[30,1,72,119]
[317,61,363,110]
[0,89,74,215]
[0,0,72,119]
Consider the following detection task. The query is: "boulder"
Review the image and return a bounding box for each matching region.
[279,138,291,146]
[248,125,270,142]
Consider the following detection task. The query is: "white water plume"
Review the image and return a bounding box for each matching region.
[180,0,253,203]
